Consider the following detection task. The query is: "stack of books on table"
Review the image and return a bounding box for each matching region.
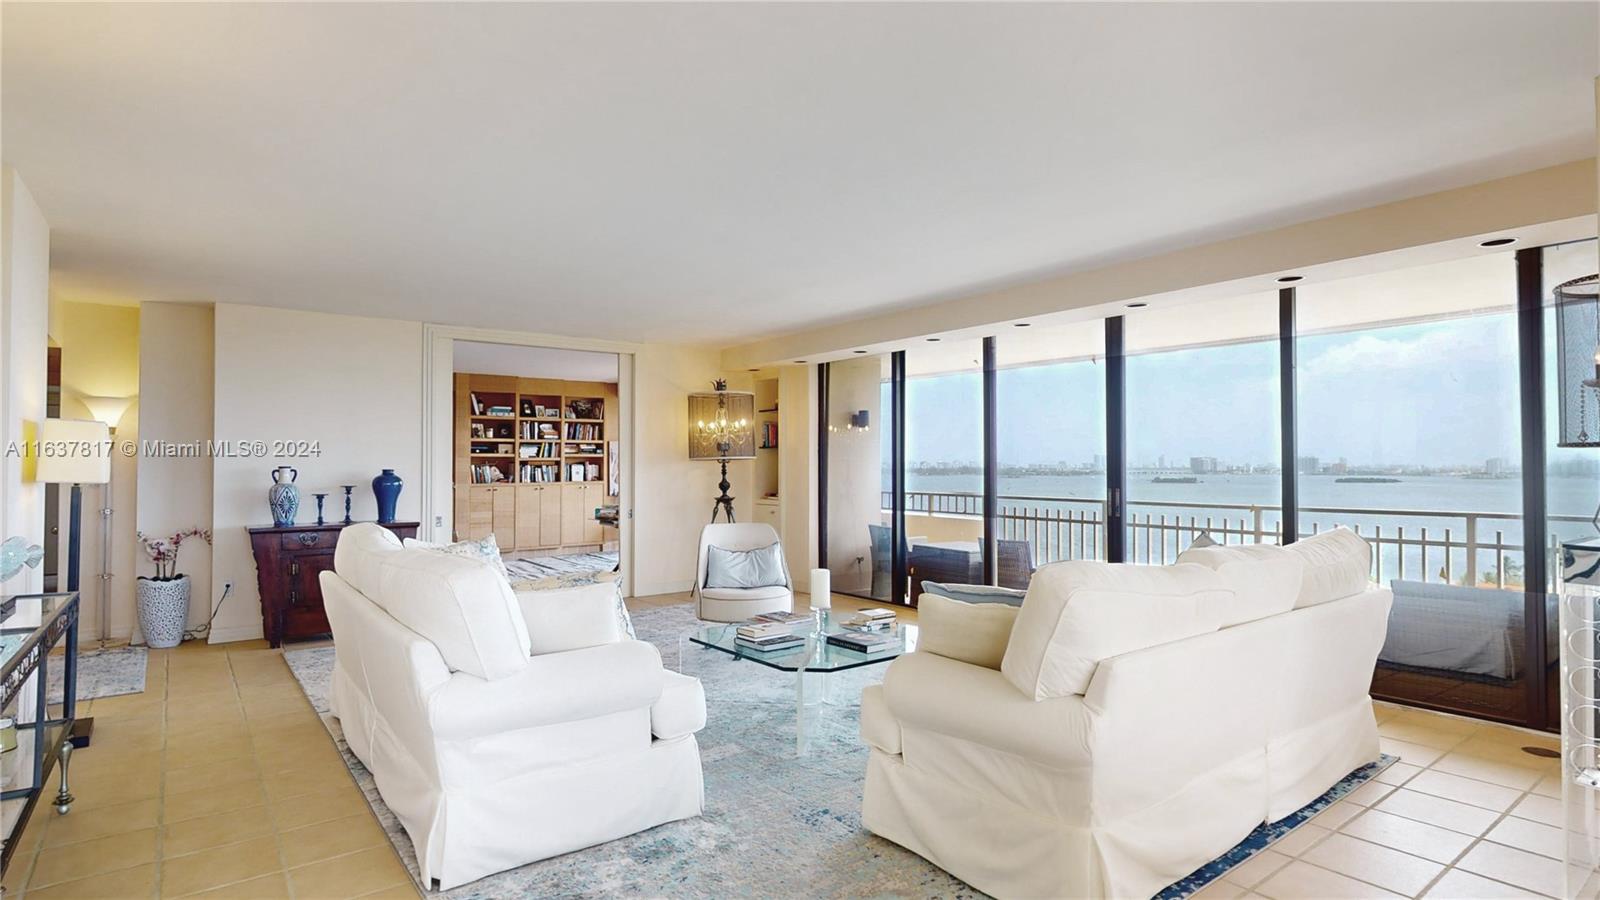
[839,608,897,632]
[824,630,899,654]
[748,610,813,626]
[735,621,805,653]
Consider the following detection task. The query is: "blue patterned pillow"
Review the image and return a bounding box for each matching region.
[404,535,510,580]
[509,570,635,639]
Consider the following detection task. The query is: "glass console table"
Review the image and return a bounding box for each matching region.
[679,610,917,756]
[0,592,83,880]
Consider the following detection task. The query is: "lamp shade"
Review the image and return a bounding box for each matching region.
[687,389,756,460]
[80,395,134,430]
[34,418,111,484]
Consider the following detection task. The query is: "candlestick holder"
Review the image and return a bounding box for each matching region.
[314,493,328,526]
[341,485,355,524]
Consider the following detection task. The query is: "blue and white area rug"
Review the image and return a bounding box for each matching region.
[285,605,1391,899]
[504,551,618,580]
[46,646,147,704]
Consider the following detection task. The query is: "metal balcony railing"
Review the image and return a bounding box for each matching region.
[885,489,1591,589]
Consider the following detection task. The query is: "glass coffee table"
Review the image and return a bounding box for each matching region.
[679,610,917,756]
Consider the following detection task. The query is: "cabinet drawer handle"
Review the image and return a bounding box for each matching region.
[296,533,320,547]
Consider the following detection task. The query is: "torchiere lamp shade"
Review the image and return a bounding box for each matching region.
[688,390,756,460]
[34,418,111,484]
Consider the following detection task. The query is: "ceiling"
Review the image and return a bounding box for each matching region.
[3,3,1595,345]
[453,341,618,383]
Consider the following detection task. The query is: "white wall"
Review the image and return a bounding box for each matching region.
[630,343,743,596]
[210,304,423,642]
[0,169,50,595]
[778,365,817,593]
[823,357,885,594]
[137,303,215,635]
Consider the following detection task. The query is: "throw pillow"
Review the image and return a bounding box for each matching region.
[1190,531,1219,549]
[919,582,1026,607]
[509,569,635,639]
[404,535,511,580]
[704,543,788,589]
[918,592,1019,670]
[514,580,624,654]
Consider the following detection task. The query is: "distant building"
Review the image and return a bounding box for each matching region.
[1190,456,1218,474]
[1296,456,1320,475]
[1092,454,1106,471]
[1484,457,1506,476]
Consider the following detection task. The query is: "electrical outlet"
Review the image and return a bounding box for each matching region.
[434,515,444,527]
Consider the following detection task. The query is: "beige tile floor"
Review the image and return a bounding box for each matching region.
[6,592,1570,899]
[5,639,418,899]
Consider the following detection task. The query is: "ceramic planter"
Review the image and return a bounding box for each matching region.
[136,575,189,649]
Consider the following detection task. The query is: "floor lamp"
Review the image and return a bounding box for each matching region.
[78,396,133,649]
[34,418,111,631]
[688,382,755,523]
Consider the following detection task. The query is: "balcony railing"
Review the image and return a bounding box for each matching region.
[887,489,1590,589]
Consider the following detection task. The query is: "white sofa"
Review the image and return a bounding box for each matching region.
[693,522,793,622]
[861,528,1391,900]
[320,524,706,890]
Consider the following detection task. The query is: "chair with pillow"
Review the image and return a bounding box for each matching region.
[694,522,792,622]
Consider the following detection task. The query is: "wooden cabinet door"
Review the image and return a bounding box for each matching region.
[514,485,541,550]
[285,551,336,640]
[560,483,587,546]
[539,486,562,548]
[581,483,604,544]
[468,486,495,541]
[492,486,516,549]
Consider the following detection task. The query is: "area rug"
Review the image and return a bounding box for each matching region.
[504,551,618,580]
[46,646,147,704]
[286,606,1392,899]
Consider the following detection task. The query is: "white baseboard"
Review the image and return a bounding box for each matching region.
[206,623,264,645]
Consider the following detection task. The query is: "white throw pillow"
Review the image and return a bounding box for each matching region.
[1175,543,1306,626]
[402,535,532,658]
[1000,561,1230,700]
[918,592,1019,670]
[515,581,624,655]
[403,535,510,580]
[1285,527,1372,607]
[704,543,788,589]
[367,547,531,680]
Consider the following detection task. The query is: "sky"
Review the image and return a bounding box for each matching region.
[897,312,1568,470]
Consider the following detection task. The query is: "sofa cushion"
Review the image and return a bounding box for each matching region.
[699,585,791,602]
[920,582,1026,606]
[1175,543,1305,626]
[704,543,789,589]
[511,570,634,639]
[515,581,623,655]
[1286,527,1372,608]
[918,592,1019,670]
[336,525,530,681]
[1000,561,1229,700]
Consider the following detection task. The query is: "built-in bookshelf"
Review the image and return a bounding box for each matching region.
[455,375,617,487]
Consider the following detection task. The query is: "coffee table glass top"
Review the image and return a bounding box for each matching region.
[686,610,917,672]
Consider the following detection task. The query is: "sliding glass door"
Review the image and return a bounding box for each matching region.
[902,341,985,603]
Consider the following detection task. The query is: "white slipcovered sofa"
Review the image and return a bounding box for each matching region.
[861,528,1391,900]
[321,524,706,890]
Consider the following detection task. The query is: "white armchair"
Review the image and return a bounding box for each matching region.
[693,522,793,622]
[322,525,706,890]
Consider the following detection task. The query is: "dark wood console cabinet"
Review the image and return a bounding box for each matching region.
[247,521,419,647]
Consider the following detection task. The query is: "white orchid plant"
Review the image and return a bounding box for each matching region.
[135,528,212,582]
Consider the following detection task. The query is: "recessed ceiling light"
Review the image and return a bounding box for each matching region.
[1277,275,1303,283]
[926,337,941,342]
[1479,237,1516,247]
[1013,323,1031,327]
[794,360,807,364]
[853,350,868,354]
[1126,302,1148,309]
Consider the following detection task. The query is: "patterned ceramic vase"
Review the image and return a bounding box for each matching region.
[372,469,403,524]
[136,575,189,649]
[269,466,299,527]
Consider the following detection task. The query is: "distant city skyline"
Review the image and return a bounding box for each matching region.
[895,313,1591,471]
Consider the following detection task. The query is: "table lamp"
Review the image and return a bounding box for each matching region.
[687,380,756,523]
[34,418,111,598]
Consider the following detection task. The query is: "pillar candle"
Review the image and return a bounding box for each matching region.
[810,568,832,610]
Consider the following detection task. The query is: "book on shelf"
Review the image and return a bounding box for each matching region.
[485,405,514,417]
[470,392,483,415]
[519,463,557,483]
[825,631,899,654]
[586,462,600,481]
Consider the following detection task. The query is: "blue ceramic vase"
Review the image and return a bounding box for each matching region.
[269,466,299,527]
[372,469,403,524]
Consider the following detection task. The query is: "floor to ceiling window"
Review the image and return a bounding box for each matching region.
[1124,294,1282,561]
[994,321,1106,584]
[822,354,896,602]
[1296,251,1533,723]
[901,340,984,603]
